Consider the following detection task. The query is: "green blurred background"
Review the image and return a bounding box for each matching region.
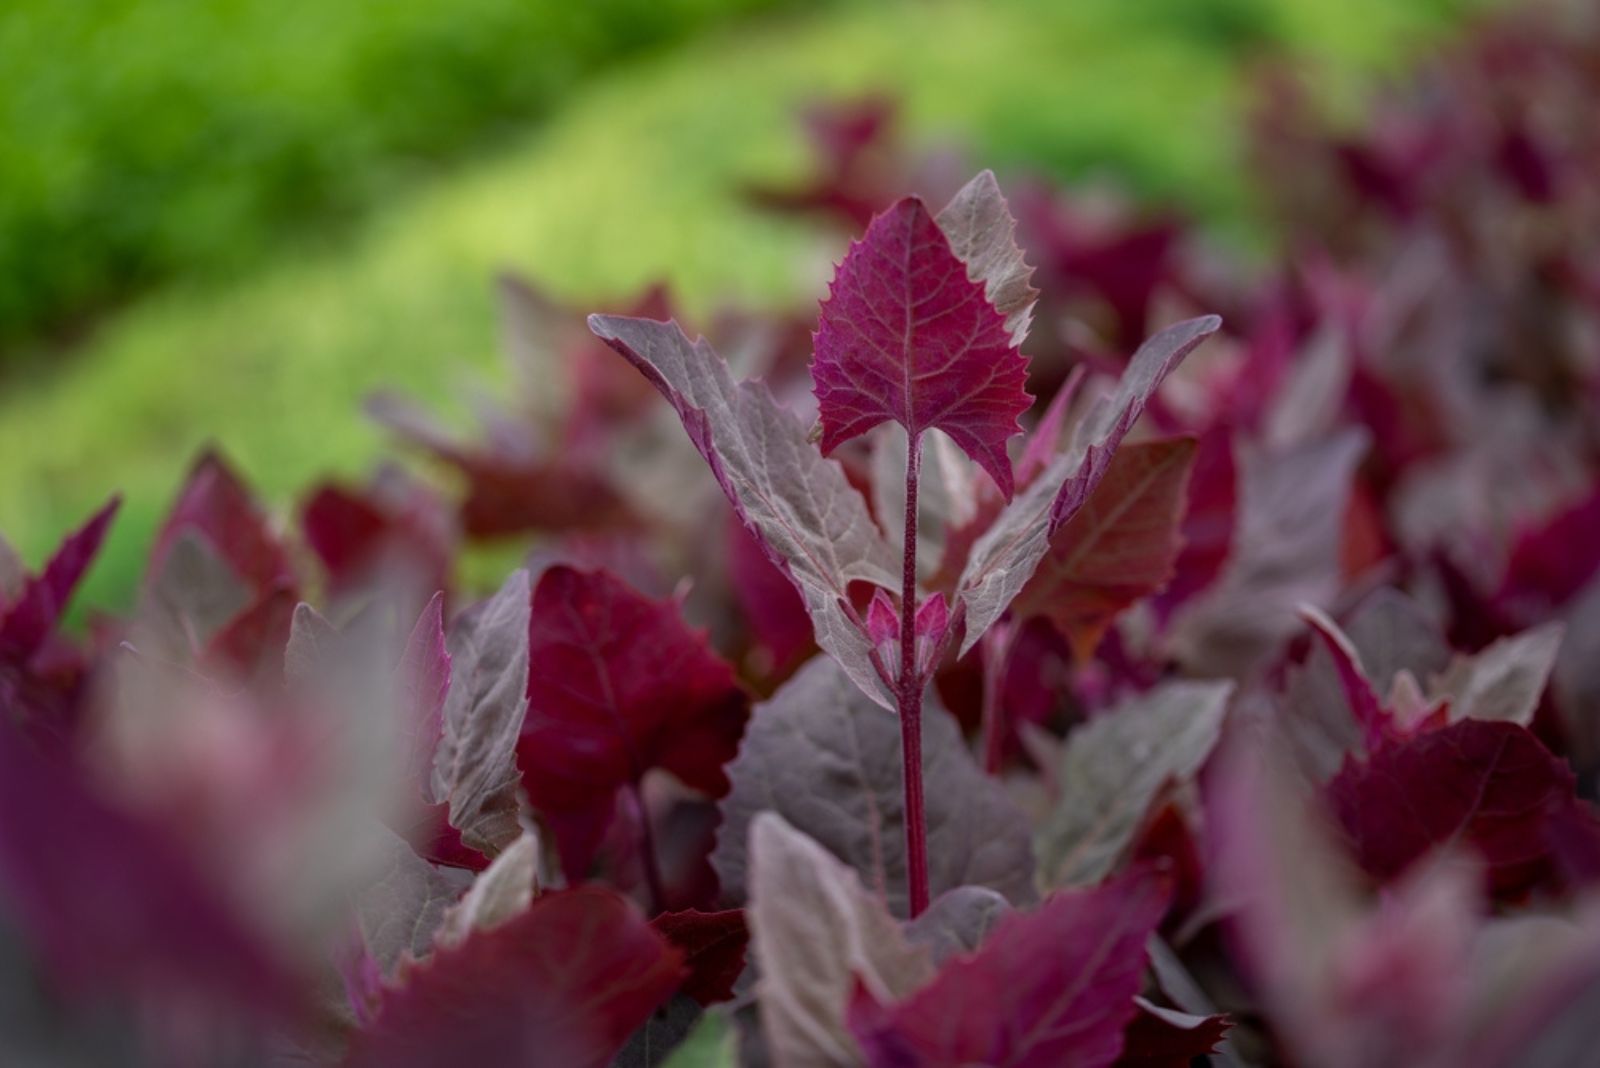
[0,0,1476,623]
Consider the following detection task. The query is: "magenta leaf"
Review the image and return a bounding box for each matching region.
[365,391,637,540]
[725,511,814,678]
[0,717,301,1024]
[0,496,119,659]
[1327,718,1593,897]
[143,452,297,673]
[1208,737,1484,1066]
[1284,588,1453,780]
[648,908,749,1005]
[956,316,1220,654]
[301,475,454,598]
[847,869,1170,1068]
[151,450,293,600]
[588,314,898,707]
[1300,605,1396,748]
[517,565,749,881]
[345,886,684,1068]
[1496,481,1600,622]
[812,195,1031,498]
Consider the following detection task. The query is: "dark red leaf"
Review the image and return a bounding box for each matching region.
[366,394,637,541]
[1152,426,1235,617]
[1327,718,1589,897]
[152,451,292,599]
[725,511,814,680]
[649,908,749,1005]
[0,496,119,659]
[1497,482,1600,622]
[456,458,638,541]
[812,196,1032,498]
[847,869,1169,1068]
[1114,1000,1231,1068]
[345,886,684,1068]
[411,801,490,872]
[518,566,749,878]
[301,477,453,597]
[0,717,301,1022]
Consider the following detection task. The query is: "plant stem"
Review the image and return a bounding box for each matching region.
[630,780,666,915]
[899,432,930,918]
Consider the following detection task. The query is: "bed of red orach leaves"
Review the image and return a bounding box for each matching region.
[6,6,1600,1067]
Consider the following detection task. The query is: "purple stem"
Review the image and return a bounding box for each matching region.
[899,432,930,918]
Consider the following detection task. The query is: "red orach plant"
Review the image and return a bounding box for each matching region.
[8,6,1600,1065]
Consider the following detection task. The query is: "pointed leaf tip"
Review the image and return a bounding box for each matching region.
[813,195,1032,498]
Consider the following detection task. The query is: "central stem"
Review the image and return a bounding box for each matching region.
[899,431,930,918]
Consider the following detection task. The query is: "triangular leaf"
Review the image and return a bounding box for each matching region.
[812,195,1032,497]
[0,718,301,1021]
[589,315,898,707]
[1283,588,1452,780]
[518,565,749,879]
[1037,680,1232,889]
[747,813,933,1067]
[347,886,683,1068]
[649,909,749,1006]
[1166,429,1367,675]
[0,496,119,659]
[847,869,1169,1068]
[713,656,1036,918]
[957,316,1220,654]
[431,570,532,855]
[935,169,1039,346]
[1013,438,1196,660]
[1327,718,1590,897]
[398,592,452,794]
[1115,999,1232,1068]
[905,886,1011,966]
[434,833,539,950]
[355,830,469,976]
[1433,623,1563,727]
[151,450,292,601]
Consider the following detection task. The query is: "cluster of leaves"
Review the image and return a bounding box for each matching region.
[7,4,1600,1065]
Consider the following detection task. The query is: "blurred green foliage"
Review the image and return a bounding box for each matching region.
[0,0,824,356]
[0,0,1476,617]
